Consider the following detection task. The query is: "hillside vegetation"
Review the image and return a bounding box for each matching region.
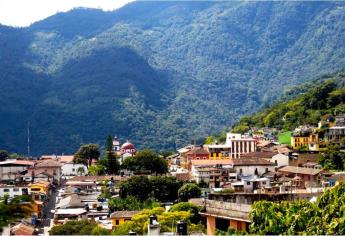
[232,71,345,133]
[0,2,345,155]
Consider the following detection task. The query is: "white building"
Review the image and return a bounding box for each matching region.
[232,158,276,177]
[58,156,88,177]
[205,133,257,159]
[0,160,35,183]
[226,133,257,158]
[0,185,29,198]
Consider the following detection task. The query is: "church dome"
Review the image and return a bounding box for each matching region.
[121,142,135,150]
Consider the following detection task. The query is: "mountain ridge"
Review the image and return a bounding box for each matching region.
[0,1,345,155]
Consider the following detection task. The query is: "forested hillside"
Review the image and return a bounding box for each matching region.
[0,1,345,155]
[231,71,345,133]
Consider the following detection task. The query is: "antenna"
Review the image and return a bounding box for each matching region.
[27,121,30,157]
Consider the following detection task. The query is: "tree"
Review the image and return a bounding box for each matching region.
[112,207,204,235]
[318,143,345,170]
[74,144,100,167]
[98,152,120,175]
[88,165,105,176]
[170,202,202,224]
[0,195,34,231]
[119,176,152,201]
[76,166,85,176]
[105,135,113,153]
[150,176,183,202]
[178,183,201,201]
[122,149,168,174]
[49,220,98,235]
[0,150,9,161]
[119,176,182,202]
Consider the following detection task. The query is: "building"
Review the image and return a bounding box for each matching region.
[232,158,276,177]
[277,165,328,188]
[28,181,50,201]
[327,114,345,143]
[291,126,320,151]
[120,141,136,161]
[110,211,139,228]
[0,160,35,183]
[205,133,257,159]
[27,159,62,185]
[10,223,35,235]
[57,155,88,177]
[0,185,29,198]
[112,136,121,152]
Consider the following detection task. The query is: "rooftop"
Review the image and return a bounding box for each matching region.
[278,166,323,176]
[110,210,139,219]
[241,151,277,159]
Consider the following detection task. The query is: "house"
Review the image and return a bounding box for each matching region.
[110,211,139,228]
[0,184,29,198]
[27,159,62,185]
[277,165,327,188]
[10,222,35,235]
[23,171,54,183]
[327,114,345,143]
[0,160,35,183]
[28,181,50,201]
[232,158,276,177]
[57,155,88,177]
[291,126,320,151]
[56,194,84,209]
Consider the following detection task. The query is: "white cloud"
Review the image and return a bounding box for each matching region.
[0,0,134,27]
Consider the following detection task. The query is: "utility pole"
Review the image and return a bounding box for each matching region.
[27,121,30,158]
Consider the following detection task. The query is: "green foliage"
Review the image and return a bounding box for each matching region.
[49,220,99,235]
[232,74,345,132]
[111,207,204,235]
[1,2,345,155]
[0,195,34,231]
[178,183,202,201]
[119,176,183,202]
[108,196,159,211]
[169,202,202,224]
[105,135,113,153]
[74,143,100,167]
[318,143,345,170]
[0,150,9,161]
[98,152,120,175]
[122,149,168,175]
[249,181,345,235]
[278,132,292,145]
[88,164,105,176]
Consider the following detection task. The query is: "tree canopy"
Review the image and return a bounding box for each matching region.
[249,181,345,235]
[122,149,168,174]
[178,183,202,202]
[74,143,100,167]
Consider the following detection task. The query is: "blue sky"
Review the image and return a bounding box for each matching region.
[0,0,134,27]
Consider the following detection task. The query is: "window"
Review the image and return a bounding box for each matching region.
[4,189,10,192]
[72,168,75,172]
[13,188,19,192]
[262,182,266,185]
[115,220,119,225]
[246,182,251,186]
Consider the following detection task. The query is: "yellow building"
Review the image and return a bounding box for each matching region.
[291,132,320,150]
[110,211,139,228]
[28,181,50,201]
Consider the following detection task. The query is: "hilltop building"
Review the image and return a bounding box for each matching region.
[205,133,257,159]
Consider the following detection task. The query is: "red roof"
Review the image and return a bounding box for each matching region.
[121,142,135,150]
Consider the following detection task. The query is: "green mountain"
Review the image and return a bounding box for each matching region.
[0,1,345,155]
[231,71,345,133]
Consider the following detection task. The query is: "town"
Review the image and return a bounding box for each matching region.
[1,113,345,235]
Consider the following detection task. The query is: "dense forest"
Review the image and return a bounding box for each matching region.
[231,71,345,133]
[0,1,345,155]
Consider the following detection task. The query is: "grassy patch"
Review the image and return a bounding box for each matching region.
[278,131,292,144]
